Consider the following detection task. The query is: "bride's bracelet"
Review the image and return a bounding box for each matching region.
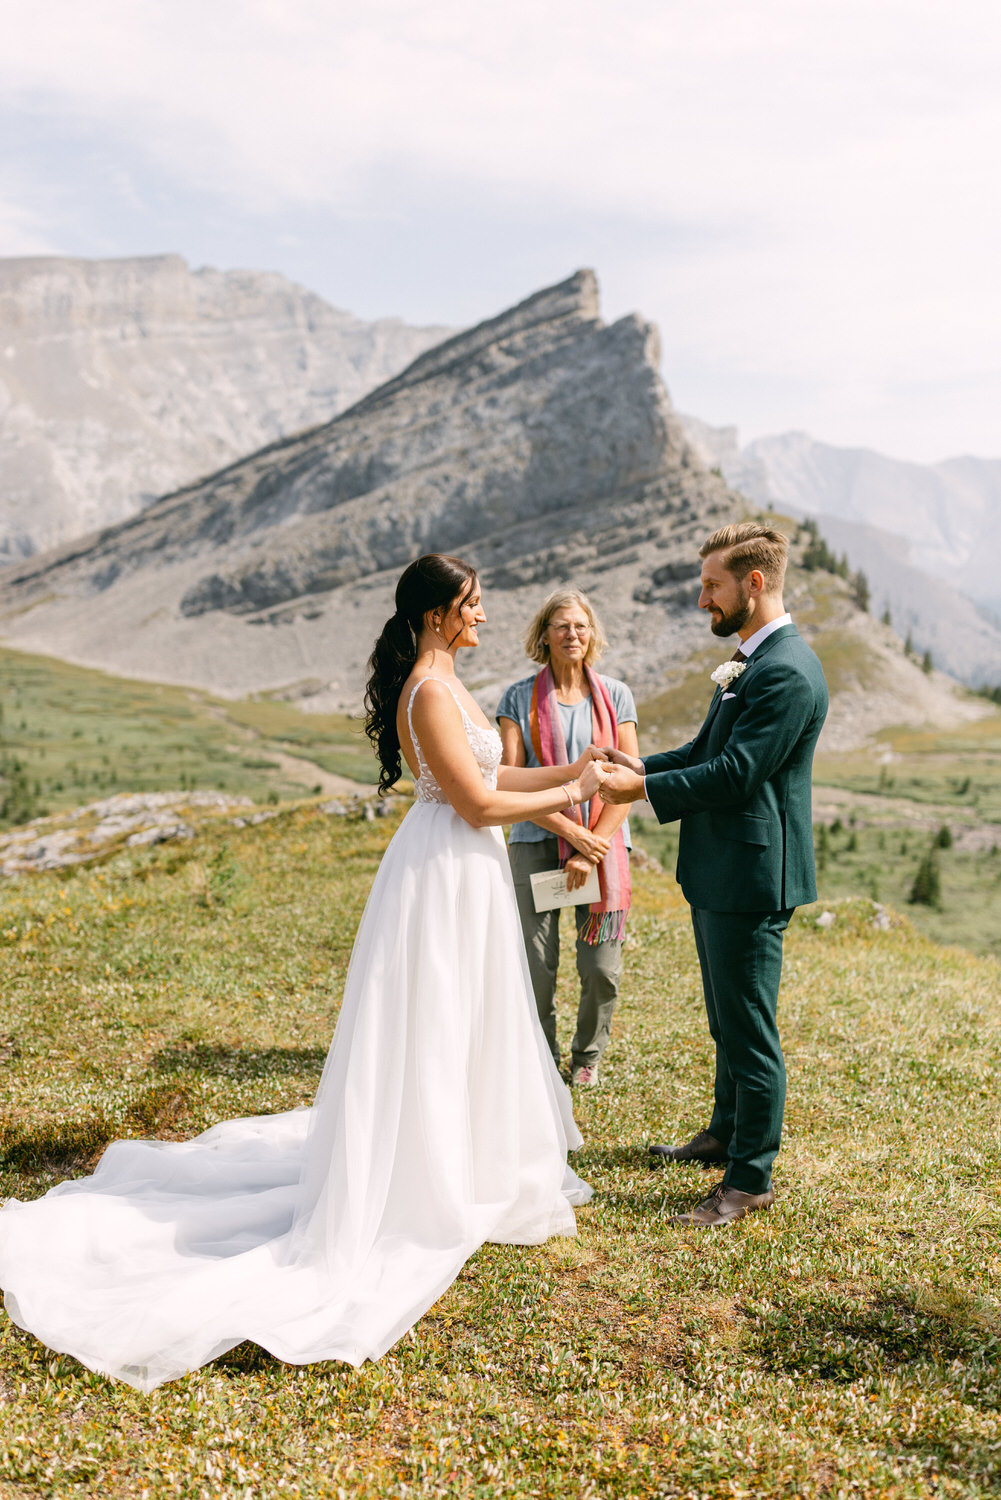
[561,782,577,809]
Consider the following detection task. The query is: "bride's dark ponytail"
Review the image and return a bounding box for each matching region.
[365,554,478,794]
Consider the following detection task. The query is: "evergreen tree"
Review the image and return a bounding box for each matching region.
[0,756,38,828]
[799,518,842,575]
[909,846,942,908]
[881,606,892,627]
[922,650,933,674]
[936,825,952,849]
[852,570,870,611]
[0,703,41,829]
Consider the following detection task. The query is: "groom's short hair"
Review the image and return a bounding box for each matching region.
[700,522,788,593]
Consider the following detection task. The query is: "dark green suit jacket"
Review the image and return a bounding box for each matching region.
[644,624,828,913]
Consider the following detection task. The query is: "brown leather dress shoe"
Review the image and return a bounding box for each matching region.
[648,1130,728,1165]
[672,1182,775,1228]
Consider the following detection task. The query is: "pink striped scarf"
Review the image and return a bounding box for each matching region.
[529,665,632,944]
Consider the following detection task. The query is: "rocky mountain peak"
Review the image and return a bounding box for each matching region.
[0,269,729,708]
[381,267,602,392]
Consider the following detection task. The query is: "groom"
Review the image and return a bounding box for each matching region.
[599,522,827,1227]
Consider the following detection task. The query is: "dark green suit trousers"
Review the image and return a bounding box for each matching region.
[644,624,828,1193]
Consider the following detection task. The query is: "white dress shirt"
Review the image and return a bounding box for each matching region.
[738,612,792,657]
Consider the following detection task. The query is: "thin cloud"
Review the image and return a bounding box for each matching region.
[1,0,999,459]
[4,1,997,215]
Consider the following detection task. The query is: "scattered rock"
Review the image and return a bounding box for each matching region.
[816,911,836,929]
[0,784,413,879]
[0,791,252,877]
[126,823,195,848]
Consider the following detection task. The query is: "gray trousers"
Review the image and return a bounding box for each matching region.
[508,836,623,1069]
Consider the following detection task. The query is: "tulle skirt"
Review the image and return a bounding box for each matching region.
[0,803,590,1390]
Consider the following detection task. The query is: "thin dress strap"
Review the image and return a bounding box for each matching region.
[405,676,501,805]
[405,677,462,768]
[406,677,473,804]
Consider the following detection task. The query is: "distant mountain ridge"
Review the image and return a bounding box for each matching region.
[745,431,1001,612]
[4,252,997,698]
[681,416,1001,686]
[0,270,986,754]
[0,253,450,562]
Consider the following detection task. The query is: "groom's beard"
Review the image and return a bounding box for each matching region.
[708,586,753,638]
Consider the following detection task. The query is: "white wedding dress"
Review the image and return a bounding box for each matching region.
[0,679,590,1391]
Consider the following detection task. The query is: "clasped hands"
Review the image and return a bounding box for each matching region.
[559,747,645,890]
[577,744,645,807]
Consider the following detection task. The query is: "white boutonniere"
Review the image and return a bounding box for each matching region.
[710,661,747,690]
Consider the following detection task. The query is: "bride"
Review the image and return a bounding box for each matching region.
[0,553,607,1391]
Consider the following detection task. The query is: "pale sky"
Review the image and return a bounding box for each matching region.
[2,0,999,463]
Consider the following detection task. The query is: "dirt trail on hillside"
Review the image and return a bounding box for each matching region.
[259,746,375,799]
[204,697,376,799]
[813,785,999,851]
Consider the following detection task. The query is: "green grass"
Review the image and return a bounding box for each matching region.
[637,668,1001,962]
[815,716,1001,826]
[219,696,378,783]
[810,715,1001,958]
[2,806,1000,1497]
[814,824,1001,959]
[632,814,1001,961]
[0,645,378,824]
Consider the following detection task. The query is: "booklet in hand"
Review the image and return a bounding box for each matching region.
[529,864,601,913]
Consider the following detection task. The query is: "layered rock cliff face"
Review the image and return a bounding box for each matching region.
[1,270,983,749]
[0,254,449,560]
[0,271,732,707]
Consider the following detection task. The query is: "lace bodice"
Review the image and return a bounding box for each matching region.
[406,678,502,804]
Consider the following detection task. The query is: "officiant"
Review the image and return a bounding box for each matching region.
[497,590,639,1088]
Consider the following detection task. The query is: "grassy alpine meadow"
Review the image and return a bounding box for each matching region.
[635,708,1001,962]
[634,811,1001,964]
[0,644,377,825]
[1,799,1000,1499]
